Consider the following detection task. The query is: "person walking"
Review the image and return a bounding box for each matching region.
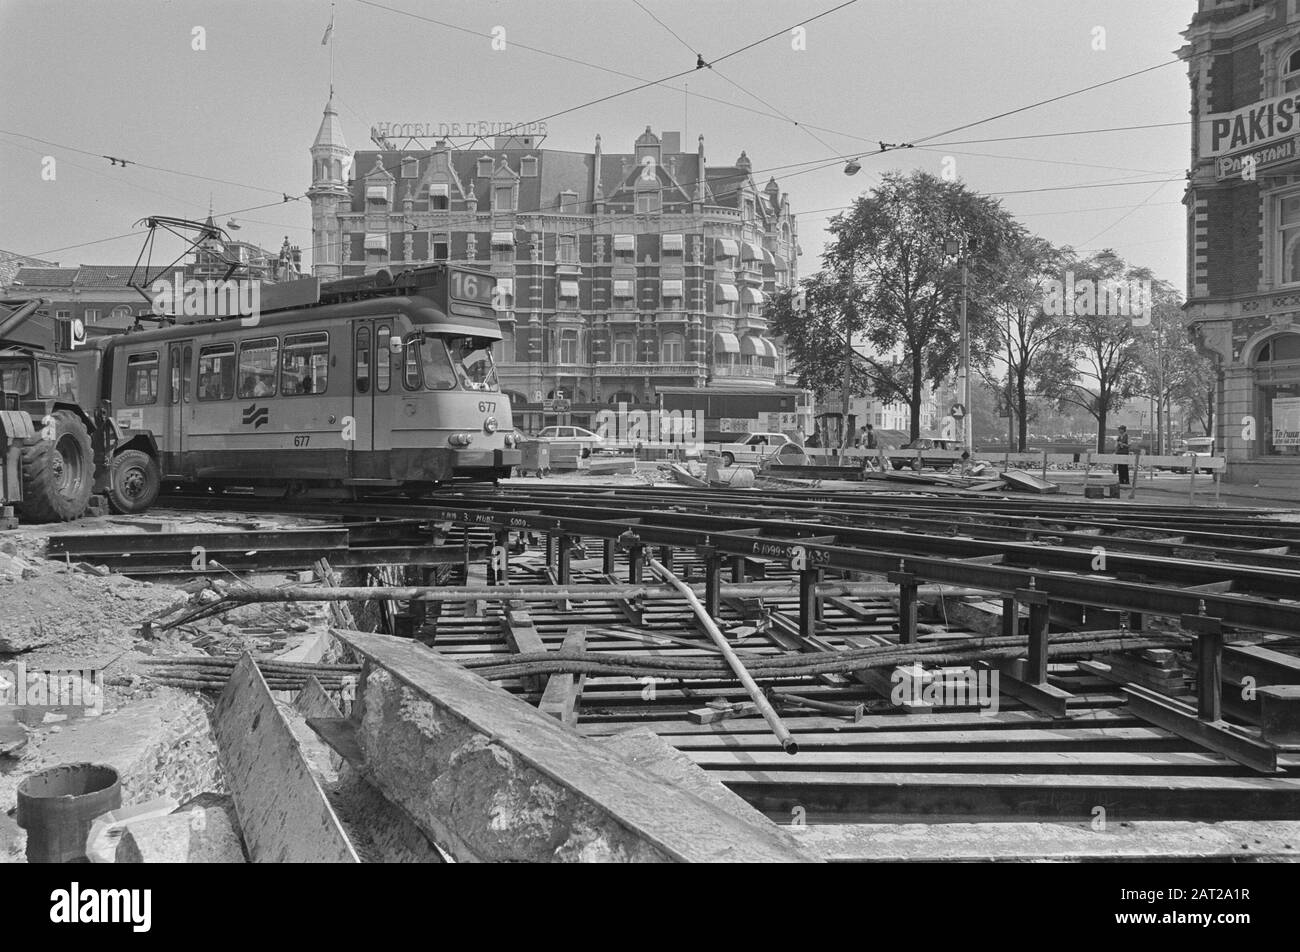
[1115,425,1131,486]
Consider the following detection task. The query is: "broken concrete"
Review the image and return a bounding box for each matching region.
[334,629,820,863]
[115,805,245,863]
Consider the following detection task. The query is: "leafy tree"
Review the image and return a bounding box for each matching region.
[1132,281,1192,454]
[977,235,1070,450]
[816,170,1022,440]
[1037,251,1147,451]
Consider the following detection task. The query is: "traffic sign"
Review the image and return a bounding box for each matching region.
[950,403,966,418]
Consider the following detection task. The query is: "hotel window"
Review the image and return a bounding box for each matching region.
[366,185,389,206]
[477,156,493,177]
[428,184,449,211]
[662,234,683,261]
[613,279,634,300]
[1279,193,1300,285]
[613,235,635,263]
[636,192,660,214]
[1285,48,1300,93]
[494,185,514,212]
[558,280,580,310]
[661,334,684,363]
[557,234,578,265]
[559,330,580,364]
[432,239,449,261]
[613,335,636,364]
[521,156,538,177]
[662,280,684,308]
[401,157,418,178]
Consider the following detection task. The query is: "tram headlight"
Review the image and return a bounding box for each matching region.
[448,432,475,447]
[484,416,499,435]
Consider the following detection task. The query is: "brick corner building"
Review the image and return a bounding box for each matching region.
[308,103,804,432]
[1182,0,1300,484]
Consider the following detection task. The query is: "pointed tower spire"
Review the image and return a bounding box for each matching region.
[308,93,352,280]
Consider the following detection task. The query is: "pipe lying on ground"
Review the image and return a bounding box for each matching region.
[648,557,799,755]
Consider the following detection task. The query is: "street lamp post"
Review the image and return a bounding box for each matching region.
[945,236,973,455]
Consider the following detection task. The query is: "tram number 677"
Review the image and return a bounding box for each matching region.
[293,434,311,447]
[478,401,495,413]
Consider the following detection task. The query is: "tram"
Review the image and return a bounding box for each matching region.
[84,264,519,510]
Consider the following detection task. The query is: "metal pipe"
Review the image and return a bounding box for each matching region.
[648,557,798,755]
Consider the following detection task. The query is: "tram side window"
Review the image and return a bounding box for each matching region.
[376,326,391,392]
[197,343,236,401]
[169,346,182,404]
[403,342,422,390]
[182,345,192,403]
[420,339,457,390]
[125,352,160,406]
[237,337,279,398]
[282,332,329,396]
[355,327,371,394]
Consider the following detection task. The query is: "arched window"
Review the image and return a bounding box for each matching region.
[1285,47,1300,92]
[1254,332,1300,458]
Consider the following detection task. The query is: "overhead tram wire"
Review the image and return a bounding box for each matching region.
[630,0,850,162]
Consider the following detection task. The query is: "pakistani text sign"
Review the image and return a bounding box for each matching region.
[1201,92,1300,158]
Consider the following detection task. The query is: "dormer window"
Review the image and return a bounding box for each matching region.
[494,185,514,212]
[477,156,494,177]
[366,185,389,205]
[521,156,538,177]
[401,157,418,178]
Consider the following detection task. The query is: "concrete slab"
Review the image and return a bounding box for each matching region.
[335,629,820,863]
[213,653,359,863]
[116,807,245,863]
[792,820,1300,862]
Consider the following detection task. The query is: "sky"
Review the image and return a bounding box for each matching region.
[0,0,1195,286]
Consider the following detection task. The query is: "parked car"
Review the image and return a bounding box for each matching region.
[888,436,955,470]
[715,432,798,466]
[1174,436,1215,473]
[534,425,604,457]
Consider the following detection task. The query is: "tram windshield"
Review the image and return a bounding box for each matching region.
[446,335,499,392]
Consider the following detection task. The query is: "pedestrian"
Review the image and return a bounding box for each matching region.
[1115,425,1131,486]
[864,423,878,449]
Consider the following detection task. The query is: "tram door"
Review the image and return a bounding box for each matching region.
[349,321,379,479]
[164,339,193,475]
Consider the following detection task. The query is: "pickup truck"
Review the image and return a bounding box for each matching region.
[715,432,798,466]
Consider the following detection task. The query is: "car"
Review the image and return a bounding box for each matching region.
[715,432,797,466]
[1173,437,1215,473]
[533,425,604,457]
[888,436,955,470]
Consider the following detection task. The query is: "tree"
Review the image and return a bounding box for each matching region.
[1132,280,1192,454]
[1174,326,1218,438]
[1037,251,1147,451]
[978,234,1070,450]
[819,170,1022,440]
[767,281,882,405]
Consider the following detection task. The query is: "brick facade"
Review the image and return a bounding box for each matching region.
[1182,0,1300,484]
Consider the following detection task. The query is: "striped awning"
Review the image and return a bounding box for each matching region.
[762,248,775,265]
[614,234,635,252]
[365,186,389,202]
[774,254,789,271]
[742,287,765,305]
[661,234,684,252]
[715,283,739,303]
[740,335,763,357]
[427,183,449,197]
[713,332,740,354]
[740,241,760,261]
[613,279,634,298]
[716,238,739,258]
[662,279,683,298]
[758,336,778,359]
[364,233,388,252]
[490,231,515,247]
[559,280,579,298]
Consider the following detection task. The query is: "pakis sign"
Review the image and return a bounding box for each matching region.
[1201,92,1300,158]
